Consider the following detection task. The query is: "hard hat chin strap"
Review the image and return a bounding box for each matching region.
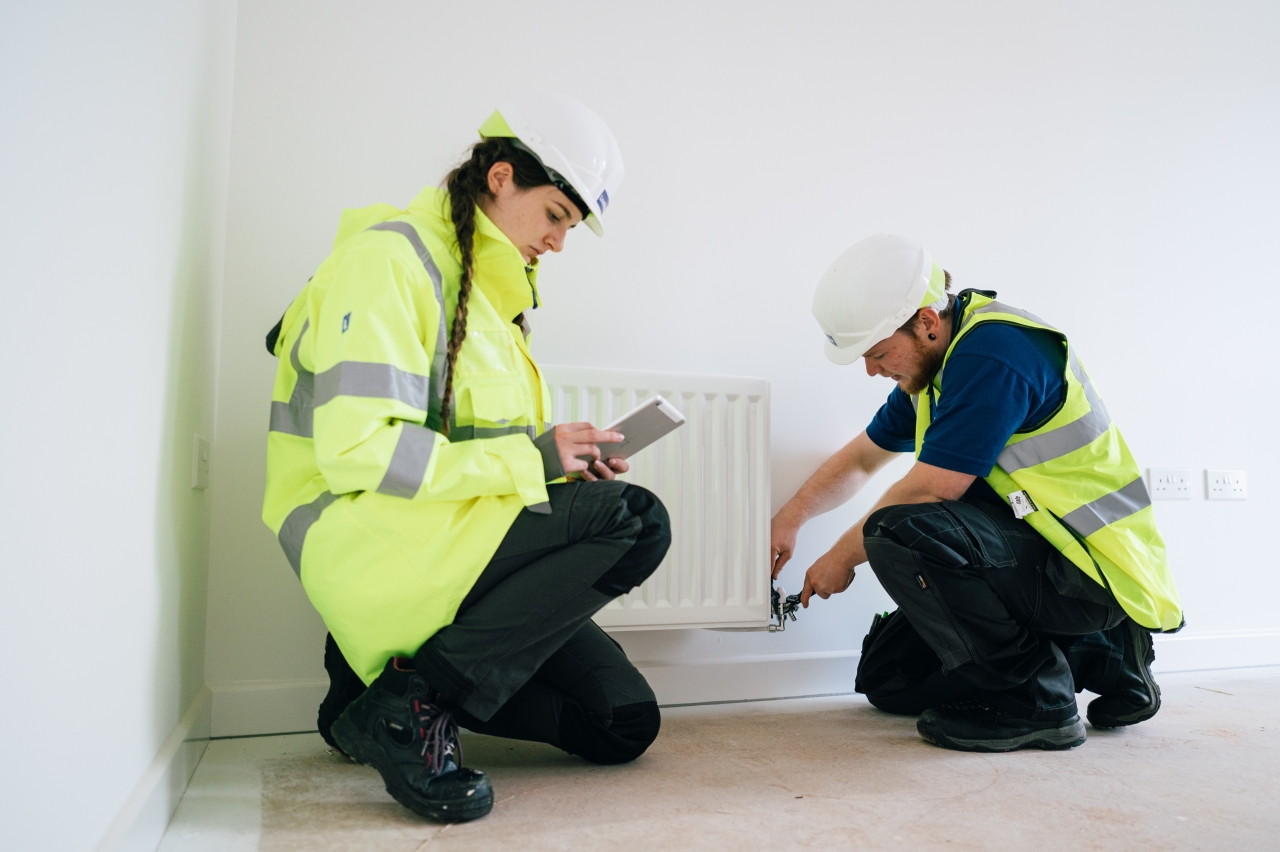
[508,139,592,220]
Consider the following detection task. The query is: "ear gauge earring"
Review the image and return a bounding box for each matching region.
[928,333,937,341]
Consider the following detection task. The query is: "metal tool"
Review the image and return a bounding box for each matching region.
[769,581,803,632]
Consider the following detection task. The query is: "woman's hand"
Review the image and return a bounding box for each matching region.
[553,422,629,482]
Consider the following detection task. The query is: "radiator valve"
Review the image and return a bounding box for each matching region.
[769,582,802,632]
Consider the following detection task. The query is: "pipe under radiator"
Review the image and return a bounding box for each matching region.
[539,365,771,631]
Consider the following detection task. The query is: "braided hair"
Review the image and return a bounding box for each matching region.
[440,138,552,435]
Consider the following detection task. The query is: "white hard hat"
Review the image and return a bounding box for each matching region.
[479,94,624,236]
[811,234,947,365]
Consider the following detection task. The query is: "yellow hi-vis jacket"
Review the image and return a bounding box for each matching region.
[263,186,554,683]
[914,290,1183,632]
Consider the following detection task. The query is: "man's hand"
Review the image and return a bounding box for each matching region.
[800,546,857,608]
[770,509,801,580]
[553,422,629,481]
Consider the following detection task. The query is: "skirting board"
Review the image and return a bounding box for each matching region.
[208,630,1280,738]
[211,678,329,738]
[1151,628,1280,673]
[208,655,860,738]
[94,685,211,852]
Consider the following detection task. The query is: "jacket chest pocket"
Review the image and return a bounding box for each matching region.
[453,382,533,440]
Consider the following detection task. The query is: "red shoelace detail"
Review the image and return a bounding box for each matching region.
[412,697,462,775]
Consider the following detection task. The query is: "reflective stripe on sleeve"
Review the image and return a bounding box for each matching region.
[278,490,337,577]
[269,319,315,438]
[314,361,430,410]
[377,423,438,498]
[446,423,539,442]
[368,221,449,430]
[1061,476,1152,539]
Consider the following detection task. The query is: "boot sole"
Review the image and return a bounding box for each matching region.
[917,716,1087,753]
[331,715,494,822]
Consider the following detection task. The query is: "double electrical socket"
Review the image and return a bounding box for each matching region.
[1205,469,1247,501]
[1147,468,1247,500]
[1148,469,1192,500]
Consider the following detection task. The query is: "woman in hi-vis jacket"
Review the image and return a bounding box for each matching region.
[263,95,669,822]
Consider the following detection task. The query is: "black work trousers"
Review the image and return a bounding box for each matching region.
[321,480,671,765]
[860,498,1130,722]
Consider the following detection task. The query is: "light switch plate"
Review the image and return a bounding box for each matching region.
[1147,468,1192,500]
[1205,469,1246,500]
[192,434,210,490]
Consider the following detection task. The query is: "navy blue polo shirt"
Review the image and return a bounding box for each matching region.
[865,322,1068,477]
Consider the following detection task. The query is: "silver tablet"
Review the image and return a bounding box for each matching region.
[590,395,686,461]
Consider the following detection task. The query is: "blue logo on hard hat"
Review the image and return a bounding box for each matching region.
[825,333,838,346]
[596,190,609,214]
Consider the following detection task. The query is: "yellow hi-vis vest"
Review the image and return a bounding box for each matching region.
[263,186,554,683]
[913,291,1183,632]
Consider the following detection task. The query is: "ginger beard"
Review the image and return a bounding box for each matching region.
[897,329,947,396]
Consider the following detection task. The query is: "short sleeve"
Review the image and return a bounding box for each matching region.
[866,387,917,453]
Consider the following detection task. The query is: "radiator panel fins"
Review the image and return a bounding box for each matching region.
[541,366,771,630]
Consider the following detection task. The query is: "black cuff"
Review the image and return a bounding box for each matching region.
[532,429,564,482]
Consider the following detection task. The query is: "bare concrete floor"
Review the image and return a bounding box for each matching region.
[159,669,1280,852]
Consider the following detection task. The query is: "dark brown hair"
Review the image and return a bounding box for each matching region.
[897,269,955,335]
[439,138,553,434]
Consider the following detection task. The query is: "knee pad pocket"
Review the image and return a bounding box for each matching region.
[559,700,661,765]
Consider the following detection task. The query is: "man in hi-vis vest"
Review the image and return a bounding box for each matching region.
[771,234,1182,753]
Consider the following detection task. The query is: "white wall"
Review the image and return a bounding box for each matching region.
[205,0,1280,732]
[0,2,237,849]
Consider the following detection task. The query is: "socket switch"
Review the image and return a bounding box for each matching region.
[192,434,210,490]
[1147,468,1192,500]
[1205,469,1246,501]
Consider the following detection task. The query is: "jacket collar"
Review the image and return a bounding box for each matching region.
[406,186,540,321]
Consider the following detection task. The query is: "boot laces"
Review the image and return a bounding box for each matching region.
[411,696,461,776]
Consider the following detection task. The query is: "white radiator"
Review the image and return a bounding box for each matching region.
[540,365,771,630]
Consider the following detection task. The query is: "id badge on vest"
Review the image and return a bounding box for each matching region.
[1008,490,1039,519]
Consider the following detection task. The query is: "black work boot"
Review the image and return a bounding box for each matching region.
[318,634,367,755]
[918,701,1087,752]
[1087,620,1161,729]
[332,658,493,822]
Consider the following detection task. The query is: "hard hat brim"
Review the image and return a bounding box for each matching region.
[823,338,869,365]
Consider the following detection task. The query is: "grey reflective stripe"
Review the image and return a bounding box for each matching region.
[377,423,438,498]
[909,394,920,412]
[368,221,448,431]
[270,401,301,435]
[315,361,430,410]
[968,300,1055,331]
[446,423,538,442]
[1061,476,1152,539]
[997,348,1111,473]
[269,319,315,438]
[278,490,337,577]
